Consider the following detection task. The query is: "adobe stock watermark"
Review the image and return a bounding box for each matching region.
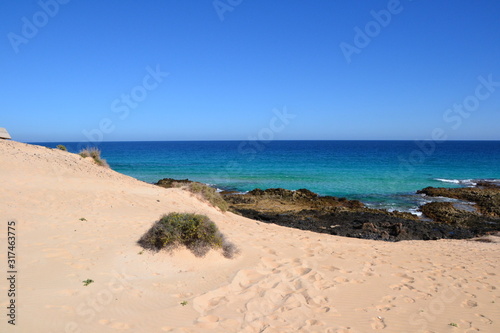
[398,74,499,177]
[339,0,416,64]
[81,65,169,145]
[408,286,461,330]
[63,269,134,333]
[7,0,71,54]
[213,0,243,22]
[209,106,296,184]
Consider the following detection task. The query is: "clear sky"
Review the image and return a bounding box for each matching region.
[1,0,499,142]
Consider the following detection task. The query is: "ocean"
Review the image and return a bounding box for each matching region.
[33,141,500,215]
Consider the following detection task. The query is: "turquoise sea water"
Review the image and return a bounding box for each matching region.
[34,141,500,214]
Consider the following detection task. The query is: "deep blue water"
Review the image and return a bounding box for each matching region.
[33,141,500,214]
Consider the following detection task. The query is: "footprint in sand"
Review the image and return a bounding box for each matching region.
[462,300,478,308]
[376,304,394,312]
[403,296,416,303]
[317,280,336,291]
[370,317,386,329]
[266,248,278,255]
[196,315,220,329]
[333,276,349,283]
[475,313,493,324]
[261,257,280,269]
[389,283,402,290]
[395,273,415,283]
[294,267,312,276]
[233,269,266,289]
[381,296,396,302]
[320,265,340,272]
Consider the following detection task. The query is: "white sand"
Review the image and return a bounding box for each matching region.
[0,140,498,332]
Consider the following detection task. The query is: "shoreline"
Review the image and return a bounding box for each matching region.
[156,178,500,242]
[1,140,499,332]
[179,178,499,218]
[30,141,500,209]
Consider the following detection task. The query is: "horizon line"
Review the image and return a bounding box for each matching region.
[24,139,500,143]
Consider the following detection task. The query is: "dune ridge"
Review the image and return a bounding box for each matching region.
[0,140,499,332]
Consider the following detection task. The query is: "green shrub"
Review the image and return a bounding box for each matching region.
[187,182,229,212]
[56,144,67,151]
[138,213,238,258]
[79,147,109,168]
[155,179,228,212]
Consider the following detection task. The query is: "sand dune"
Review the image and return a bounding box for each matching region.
[0,140,499,332]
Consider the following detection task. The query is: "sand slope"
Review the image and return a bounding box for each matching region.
[0,140,499,333]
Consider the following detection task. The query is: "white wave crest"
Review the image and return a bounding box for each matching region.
[434,178,476,186]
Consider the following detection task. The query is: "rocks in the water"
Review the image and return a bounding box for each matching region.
[155,178,500,242]
[224,188,455,242]
[224,187,365,211]
[419,201,499,231]
[225,185,500,241]
[417,184,500,235]
[417,184,500,218]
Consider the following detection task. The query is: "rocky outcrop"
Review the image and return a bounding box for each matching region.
[232,207,476,241]
[418,183,500,218]
[420,201,499,230]
[223,188,479,242]
[225,188,365,211]
[155,178,500,242]
[417,182,500,235]
[155,178,193,188]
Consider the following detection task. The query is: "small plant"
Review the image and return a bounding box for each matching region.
[138,250,144,255]
[448,322,458,327]
[138,213,238,258]
[79,147,109,168]
[180,301,188,306]
[187,182,229,212]
[82,279,94,286]
[155,179,228,212]
[56,144,67,151]
[79,217,87,221]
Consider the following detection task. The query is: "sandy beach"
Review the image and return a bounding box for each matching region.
[0,140,499,333]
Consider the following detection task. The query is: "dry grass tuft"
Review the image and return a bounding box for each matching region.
[79,147,109,168]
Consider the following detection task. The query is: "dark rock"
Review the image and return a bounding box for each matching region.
[419,201,500,232]
[223,187,476,242]
[417,185,500,218]
[155,178,192,188]
[232,208,476,241]
[155,179,500,242]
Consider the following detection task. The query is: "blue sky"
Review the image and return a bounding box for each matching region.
[1,0,499,142]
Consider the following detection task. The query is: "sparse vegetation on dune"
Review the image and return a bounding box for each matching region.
[155,178,229,212]
[187,182,229,212]
[56,144,67,151]
[79,147,109,168]
[138,213,238,258]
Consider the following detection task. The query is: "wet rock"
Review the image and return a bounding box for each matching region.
[223,188,478,241]
[419,201,500,232]
[155,179,500,242]
[417,184,500,218]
